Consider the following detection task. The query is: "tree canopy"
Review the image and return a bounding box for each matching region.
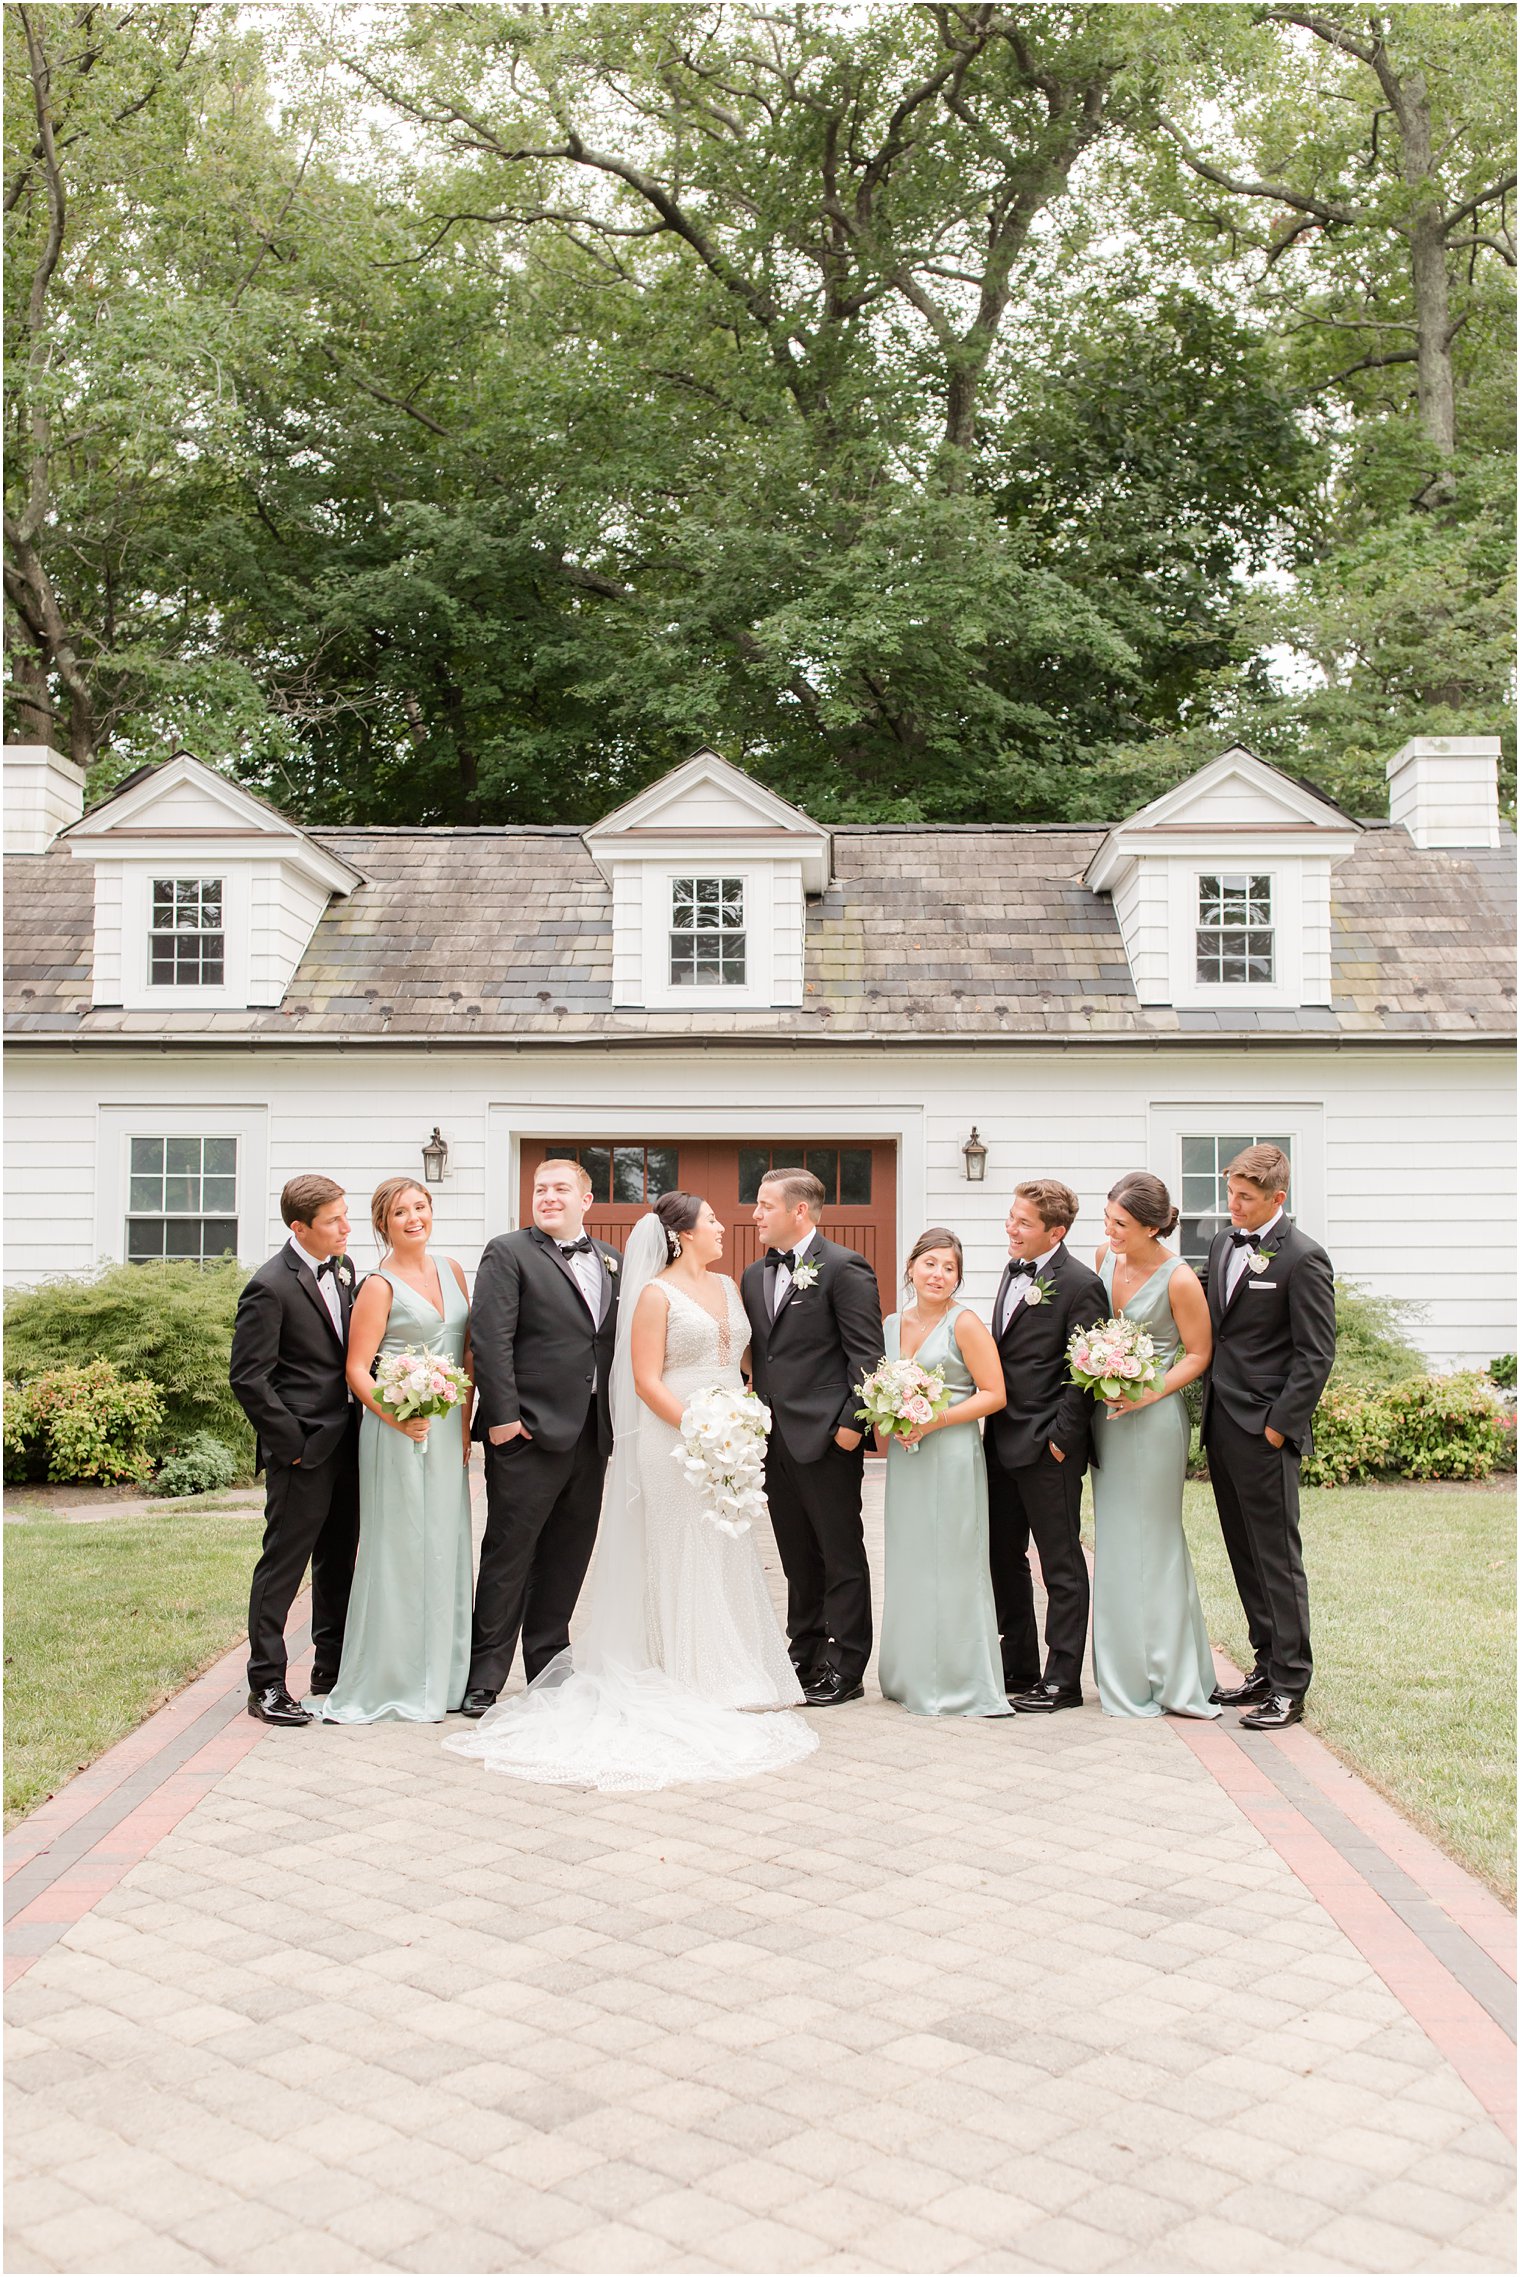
[4,2,1513,825]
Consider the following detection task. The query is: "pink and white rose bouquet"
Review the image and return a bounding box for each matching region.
[855,1356,953,1454]
[1066,1317,1163,1405]
[372,1345,472,1451]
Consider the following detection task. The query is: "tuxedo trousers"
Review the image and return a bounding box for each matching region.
[247,1423,360,1692]
[470,1406,607,1692]
[1204,1405,1312,1697]
[764,1425,871,1688]
[985,1443,1089,1694]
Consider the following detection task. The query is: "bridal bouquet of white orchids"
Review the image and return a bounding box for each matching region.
[672,1384,772,1537]
[372,1345,472,1451]
[1067,1317,1163,1405]
[855,1356,952,1453]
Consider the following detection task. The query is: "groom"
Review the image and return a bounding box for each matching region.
[742,1168,883,1706]
[1202,1143,1336,1730]
[986,1178,1106,1713]
[461,1159,621,1716]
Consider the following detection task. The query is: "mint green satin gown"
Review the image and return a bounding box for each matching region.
[1090,1255,1219,1720]
[316,1263,473,1723]
[878,1305,1010,1718]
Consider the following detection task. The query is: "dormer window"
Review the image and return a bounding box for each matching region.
[1195,874,1274,987]
[150,878,224,986]
[670,876,746,987]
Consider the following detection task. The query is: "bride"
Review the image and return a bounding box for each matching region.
[444,1193,819,1790]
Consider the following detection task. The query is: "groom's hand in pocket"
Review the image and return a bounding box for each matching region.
[1048,1441,1066,1463]
[488,1421,532,1447]
[833,1426,863,1452]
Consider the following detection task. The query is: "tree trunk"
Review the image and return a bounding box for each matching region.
[1409,213,1456,466]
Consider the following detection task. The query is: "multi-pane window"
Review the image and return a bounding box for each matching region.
[737,1146,872,1208]
[669,876,745,986]
[150,878,224,986]
[543,1143,680,1206]
[1195,873,1273,986]
[127,1137,237,1262]
[1179,1132,1292,1268]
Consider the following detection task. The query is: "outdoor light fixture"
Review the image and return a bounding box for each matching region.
[961,1127,987,1182]
[421,1126,449,1184]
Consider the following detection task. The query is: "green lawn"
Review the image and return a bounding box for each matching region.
[1162,1482,1514,1902]
[4,1503,262,1826]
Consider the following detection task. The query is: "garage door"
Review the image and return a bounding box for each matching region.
[517,1139,897,1317]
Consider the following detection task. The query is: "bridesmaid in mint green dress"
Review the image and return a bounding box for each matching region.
[878,1229,1011,1718]
[316,1179,474,1723]
[1090,1174,1219,1721]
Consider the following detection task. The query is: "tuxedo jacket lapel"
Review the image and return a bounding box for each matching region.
[1219,1218,1291,1324]
[529,1223,590,1306]
[768,1234,824,1333]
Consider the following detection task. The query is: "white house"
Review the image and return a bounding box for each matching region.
[3,736,1514,1368]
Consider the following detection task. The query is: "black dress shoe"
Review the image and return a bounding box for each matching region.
[802,1671,864,1706]
[308,1670,338,1697]
[247,1685,312,1726]
[1210,1669,1272,1708]
[1010,1683,1083,1713]
[459,1688,499,1718]
[1239,1692,1304,1730]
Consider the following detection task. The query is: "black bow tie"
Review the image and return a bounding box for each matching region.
[1007,1259,1037,1278]
[765,1248,797,1271]
[559,1237,594,1257]
[315,1257,340,1280]
[1227,1229,1257,1248]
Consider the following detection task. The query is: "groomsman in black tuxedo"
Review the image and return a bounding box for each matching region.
[986,1179,1107,1712]
[230,1174,361,1725]
[1202,1143,1336,1730]
[461,1159,621,1715]
[742,1169,884,1706]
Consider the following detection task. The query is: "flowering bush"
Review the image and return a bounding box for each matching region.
[672,1383,771,1535]
[1301,1374,1509,1486]
[4,1359,163,1485]
[855,1356,952,1452]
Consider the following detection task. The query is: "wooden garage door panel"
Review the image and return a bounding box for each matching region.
[518,1139,896,1316]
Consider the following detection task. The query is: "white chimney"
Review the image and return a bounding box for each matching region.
[1386,735,1501,850]
[4,742,86,854]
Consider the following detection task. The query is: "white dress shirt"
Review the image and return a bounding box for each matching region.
[995,1244,1059,1337]
[560,1238,603,1320]
[1224,1207,1285,1302]
[288,1230,344,1338]
[769,1224,817,1318]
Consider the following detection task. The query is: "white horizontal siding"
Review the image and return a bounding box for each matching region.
[4,1043,1512,1369]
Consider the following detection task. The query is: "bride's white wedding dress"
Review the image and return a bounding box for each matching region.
[444,1219,818,1792]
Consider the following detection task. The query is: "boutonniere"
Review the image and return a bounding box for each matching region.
[1245,1246,1276,1275]
[337,1263,352,1288]
[604,1255,618,1275]
[791,1261,820,1292]
[1023,1273,1055,1307]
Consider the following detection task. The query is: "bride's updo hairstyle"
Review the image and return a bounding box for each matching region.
[653,1190,703,1263]
[1106,1173,1179,1240]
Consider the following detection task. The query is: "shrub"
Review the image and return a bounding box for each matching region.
[3,1260,253,1475]
[1489,1353,1517,1392]
[1300,1372,1509,1487]
[4,1360,163,1485]
[151,1432,242,1500]
[1383,1374,1510,1482]
[1331,1280,1427,1390]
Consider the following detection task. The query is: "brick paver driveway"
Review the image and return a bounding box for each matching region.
[6,1468,1514,2273]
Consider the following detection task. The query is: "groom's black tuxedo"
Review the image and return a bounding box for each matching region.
[742,1234,883,1690]
[1202,1217,1336,1699]
[229,1243,360,1693]
[467,1225,622,1692]
[984,1242,1106,1696]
